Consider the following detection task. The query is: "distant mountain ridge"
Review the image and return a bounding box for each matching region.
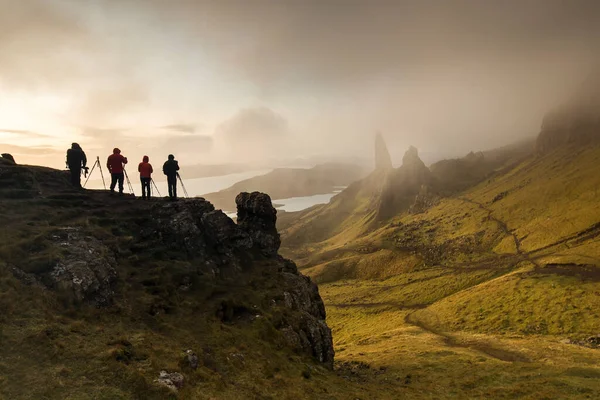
[202,163,367,211]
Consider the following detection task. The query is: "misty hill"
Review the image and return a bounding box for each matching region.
[537,76,600,154]
[280,135,531,250]
[0,160,355,399]
[430,138,535,195]
[202,163,367,211]
[276,104,600,397]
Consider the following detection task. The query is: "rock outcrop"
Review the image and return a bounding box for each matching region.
[1,153,16,164]
[49,227,118,307]
[155,371,185,391]
[1,163,334,370]
[375,132,393,170]
[235,191,281,256]
[377,146,433,219]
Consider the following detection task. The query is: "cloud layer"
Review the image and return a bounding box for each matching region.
[1,0,600,168]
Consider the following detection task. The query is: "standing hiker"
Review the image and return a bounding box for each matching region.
[138,155,153,199]
[66,143,87,188]
[107,148,128,194]
[162,154,180,200]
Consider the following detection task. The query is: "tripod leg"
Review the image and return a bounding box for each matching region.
[123,169,135,196]
[177,173,189,198]
[98,158,107,190]
[83,160,98,188]
[151,179,162,197]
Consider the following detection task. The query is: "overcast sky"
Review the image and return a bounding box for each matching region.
[1,0,599,168]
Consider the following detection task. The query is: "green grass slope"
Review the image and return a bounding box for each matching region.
[0,164,361,400]
[285,143,600,333]
[277,142,600,398]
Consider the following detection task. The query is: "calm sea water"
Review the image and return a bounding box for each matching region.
[272,192,338,212]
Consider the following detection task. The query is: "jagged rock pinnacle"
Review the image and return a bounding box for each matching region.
[375,132,393,170]
[402,146,424,167]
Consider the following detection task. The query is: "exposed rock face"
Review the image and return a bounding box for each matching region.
[280,272,334,367]
[146,195,333,367]
[378,146,433,219]
[375,132,393,170]
[49,227,118,307]
[155,371,184,391]
[401,145,421,167]
[236,191,281,256]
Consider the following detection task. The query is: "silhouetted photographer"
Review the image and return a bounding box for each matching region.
[66,143,87,188]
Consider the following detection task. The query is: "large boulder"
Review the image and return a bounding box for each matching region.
[235,192,281,256]
[49,227,118,307]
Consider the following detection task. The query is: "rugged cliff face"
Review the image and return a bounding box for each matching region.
[0,162,333,398]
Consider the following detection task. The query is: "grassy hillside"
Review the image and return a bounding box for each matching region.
[278,142,600,398]
[0,163,350,399]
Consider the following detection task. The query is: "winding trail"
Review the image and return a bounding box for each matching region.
[403,312,531,363]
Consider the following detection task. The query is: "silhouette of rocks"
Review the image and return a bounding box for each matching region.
[378,146,433,219]
[1,153,16,164]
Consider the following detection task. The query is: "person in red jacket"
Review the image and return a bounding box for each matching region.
[107,148,128,194]
[138,155,153,199]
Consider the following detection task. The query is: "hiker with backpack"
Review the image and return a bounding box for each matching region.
[66,143,87,188]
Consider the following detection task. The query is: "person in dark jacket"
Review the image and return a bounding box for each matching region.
[138,155,153,199]
[162,154,180,200]
[66,143,87,188]
[107,148,128,194]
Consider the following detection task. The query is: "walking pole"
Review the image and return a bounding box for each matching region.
[97,156,107,189]
[176,172,189,198]
[123,169,135,196]
[151,179,162,197]
[83,159,97,188]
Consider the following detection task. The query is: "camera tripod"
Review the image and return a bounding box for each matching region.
[83,156,107,189]
[177,172,189,198]
[123,169,135,196]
